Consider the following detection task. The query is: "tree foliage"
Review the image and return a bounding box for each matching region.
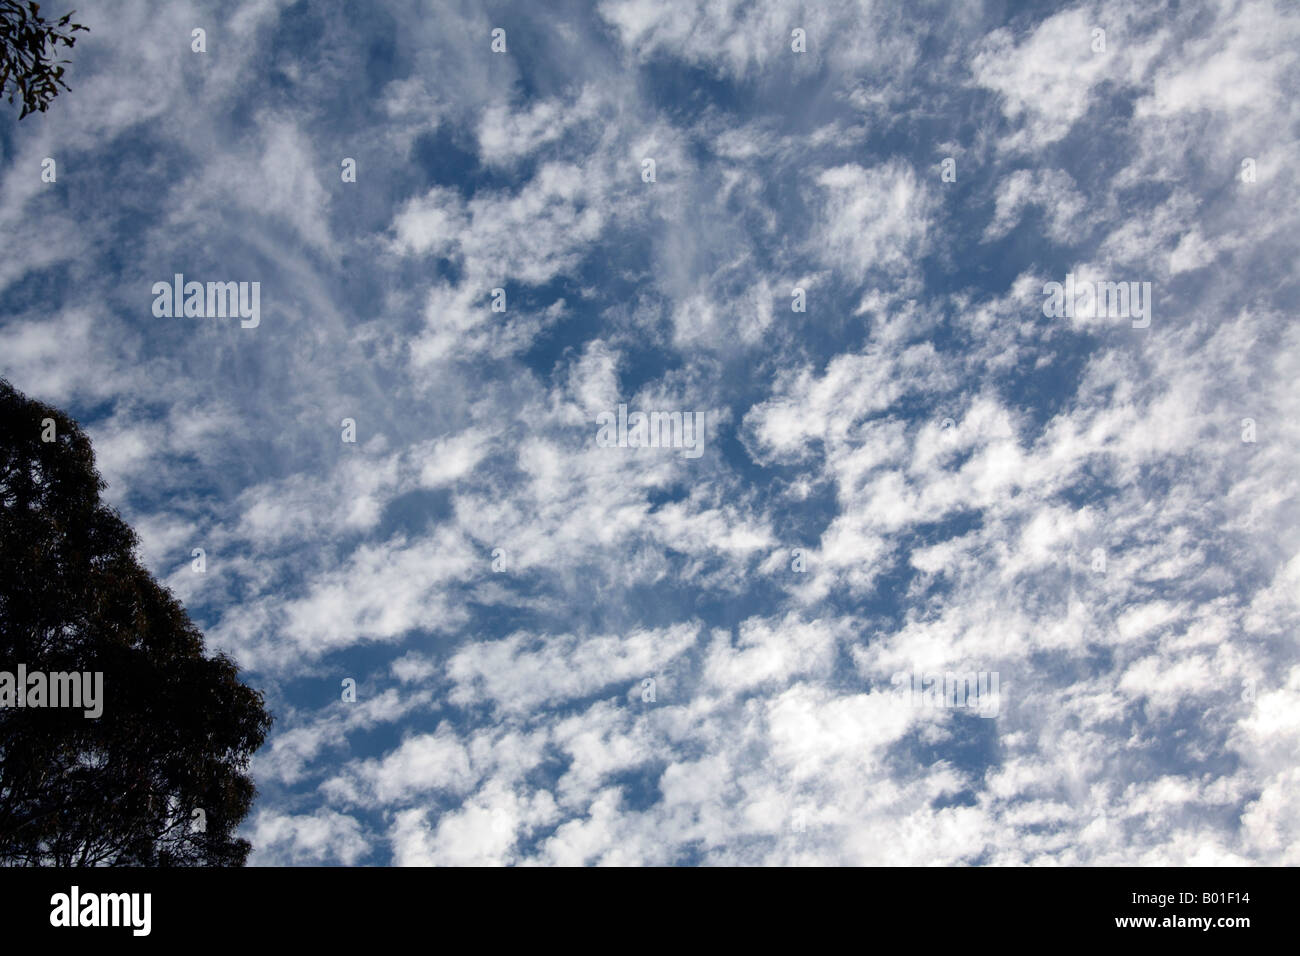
[0,2,87,119]
[0,379,272,865]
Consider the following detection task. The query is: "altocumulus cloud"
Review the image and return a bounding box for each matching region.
[1,0,1298,865]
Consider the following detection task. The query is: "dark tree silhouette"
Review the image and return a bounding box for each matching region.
[0,379,272,865]
[0,2,87,119]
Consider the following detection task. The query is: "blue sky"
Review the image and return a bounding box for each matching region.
[2,0,1299,865]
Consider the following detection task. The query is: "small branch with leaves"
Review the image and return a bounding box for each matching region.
[0,2,88,119]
